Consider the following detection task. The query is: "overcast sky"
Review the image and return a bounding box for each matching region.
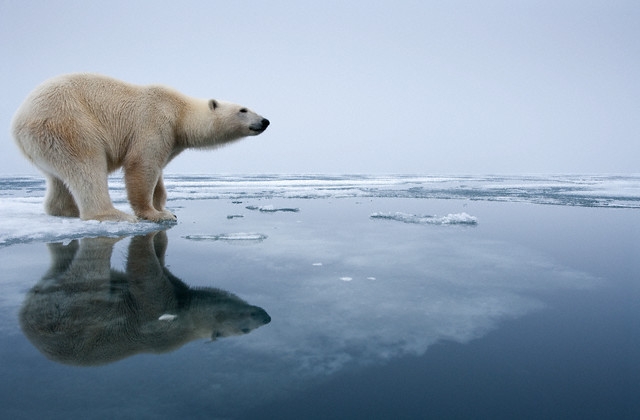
[1,1,639,175]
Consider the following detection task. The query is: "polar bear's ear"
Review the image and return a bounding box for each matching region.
[208,99,218,110]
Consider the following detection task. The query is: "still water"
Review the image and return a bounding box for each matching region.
[0,175,638,419]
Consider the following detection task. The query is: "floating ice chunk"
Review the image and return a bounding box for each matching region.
[340,277,353,281]
[370,212,478,225]
[0,196,166,247]
[158,314,177,321]
[183,233,268,242]
[245,205,300,213]
[312,262,323,266]
[367,277,377,280]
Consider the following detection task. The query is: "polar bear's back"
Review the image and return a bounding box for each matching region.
[16,73,141,119]
[11,74,187,170]
[13,74,132,168]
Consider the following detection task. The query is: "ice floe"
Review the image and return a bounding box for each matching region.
[370,211,478,225]
[245,205,300,213]
[1,174,639,247]
[0,196,165,247]
[155,174,640,208]
[183,233,268,242]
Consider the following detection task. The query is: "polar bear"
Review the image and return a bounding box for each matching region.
[11,73,270,222]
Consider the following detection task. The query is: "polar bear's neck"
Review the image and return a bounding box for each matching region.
[176,98,245,150]
[176,99,219,148]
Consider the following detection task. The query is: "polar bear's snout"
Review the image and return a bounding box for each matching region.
[250,118,270,134]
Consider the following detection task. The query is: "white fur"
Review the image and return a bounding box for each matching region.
[11,73,269,222]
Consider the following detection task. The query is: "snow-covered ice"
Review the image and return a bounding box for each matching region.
[0,196,164,247]
[183,233,268,242]
[370,211,478,225]
[245,205,300,213]
[1,174,639,246]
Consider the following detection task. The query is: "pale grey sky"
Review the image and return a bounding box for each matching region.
[1,0,639,175]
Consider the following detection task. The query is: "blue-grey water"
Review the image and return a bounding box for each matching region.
[1,175,639,419]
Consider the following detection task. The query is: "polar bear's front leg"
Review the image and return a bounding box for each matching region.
[153,175,168,212]
[124,164,177,222]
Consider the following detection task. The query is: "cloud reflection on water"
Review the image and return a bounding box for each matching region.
[170,214,600,407]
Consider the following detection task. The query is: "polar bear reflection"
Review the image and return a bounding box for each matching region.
[19,231,270,366]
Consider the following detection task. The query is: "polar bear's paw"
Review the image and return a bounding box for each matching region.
[138,209,177,223]
[84,209,139,223]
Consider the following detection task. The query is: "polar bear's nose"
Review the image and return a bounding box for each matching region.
[249,118,270,133]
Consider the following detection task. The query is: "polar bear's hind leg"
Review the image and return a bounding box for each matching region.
[44,175,80,217]
[63,161,137,223]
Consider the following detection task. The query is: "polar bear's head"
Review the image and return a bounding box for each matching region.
[178,97,270,149]
[209,99,270,137]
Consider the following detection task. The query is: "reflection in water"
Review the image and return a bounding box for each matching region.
[19,231,270,366]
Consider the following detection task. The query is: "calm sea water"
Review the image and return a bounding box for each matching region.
[1,175,639,419]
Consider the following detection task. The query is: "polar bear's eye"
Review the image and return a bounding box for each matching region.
[239,108,248,113]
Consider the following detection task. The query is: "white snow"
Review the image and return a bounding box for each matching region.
[0,196,164,247]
